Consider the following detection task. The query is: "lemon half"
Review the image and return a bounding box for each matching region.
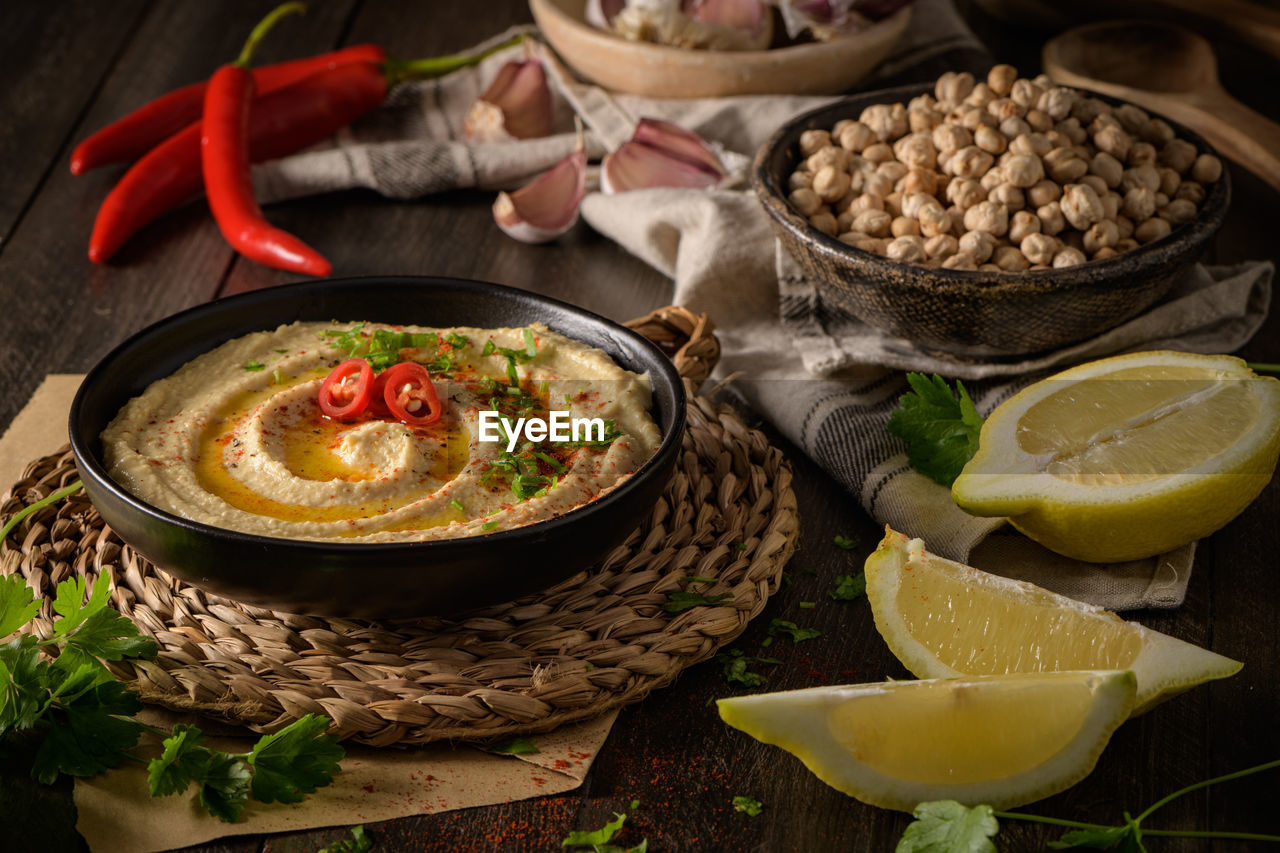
[865,528,1241,714]
[951,351,1280,562]
[718,670,1135,812]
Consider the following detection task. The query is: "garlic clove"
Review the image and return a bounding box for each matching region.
[464,59,553,142]
[682,0,770,41]
[493,132,587,244]
[601,140,723,194]
[632,117,726,177]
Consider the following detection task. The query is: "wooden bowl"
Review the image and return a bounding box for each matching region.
[530,0,912,98]
[753,84,1232,358]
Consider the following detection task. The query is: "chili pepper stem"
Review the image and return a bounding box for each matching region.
[237,2,307,68]
[383,34,526,88]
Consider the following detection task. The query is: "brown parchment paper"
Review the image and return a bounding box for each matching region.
[0,375,617,853]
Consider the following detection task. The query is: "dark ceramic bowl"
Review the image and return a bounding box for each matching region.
[754,83,1231,358]
[69,277,686,619]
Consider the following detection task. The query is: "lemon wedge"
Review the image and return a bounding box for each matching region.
[865,528,1241,714]
[950,351,1280,563]
[717,670,1135,812]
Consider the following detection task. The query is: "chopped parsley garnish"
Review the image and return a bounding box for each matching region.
[244,361,266,372]
[554,419,622,448]
[733,796,764,816]
[450,499,466,514]
[325,324,464,374]
[482,520,500,531]
[717,649,782,687]
[798,601,816,609]
[765,618,821,644]
[663,591,732,613]
[482,329,538,386]
[316,825,371,853]
[886,373,985,487]
[562,810,647,852]
[829,572,867,601]
[833,533,859,550]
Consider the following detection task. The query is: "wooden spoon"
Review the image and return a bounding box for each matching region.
[1043,21,1280,194]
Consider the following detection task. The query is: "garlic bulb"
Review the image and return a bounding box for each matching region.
[602,0,772,51]
[775,0,913,41]
[601,118,726,194]
[464,59,552,142]
[492,129,586,244]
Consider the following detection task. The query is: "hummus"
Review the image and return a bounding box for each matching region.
[102,321,662,542]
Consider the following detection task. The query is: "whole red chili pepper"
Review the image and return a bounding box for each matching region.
[69,43,386,175]
[88,61,386,263]
[201,3,333,277]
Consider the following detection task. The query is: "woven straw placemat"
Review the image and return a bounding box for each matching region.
[0,308,798,747]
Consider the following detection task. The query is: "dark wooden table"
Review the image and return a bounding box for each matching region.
[3,2,1279,851]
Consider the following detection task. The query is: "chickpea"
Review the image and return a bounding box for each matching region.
[1026,178,1061,208]
[1101,190,1122,221]
[932,123,972,154]
[893,133,938,170]
[891,215,921,237]
[862,142,894,164]
[1135,216,1172,244]
[994,152,1040,189]
[1060,183,1104,230]
[1159,138,1198,174]
[1143,118,1175,146]
[1114,103,1150,136]
[1037,201,1066,236]
[863,172,894,198]
[977,262,1001,272]
[886,235,926,262]
[1088,151,1124,188]
[1021,232,1059,265]
[964,201,1010,237]
[989,182,1025,212]
[1025,109,1054,132]
[836,208,856,233]
[919,204,952,238]
[1009,132,1052,157]
[993,245,1031,271]
[789,187,823,217]
[877,159,909,182]
[999,115,1031,139]
[1009,79,1043,109]
[1055,117,1088,146]
[908,107,943,134]
[1116,215,1135,241]
[935,71,976,103]
[807,146,849,173]
[1121,164,1160,193]
[965,82,995,108]
[941,252,978,270]
[986,97,1022,122]
[1077,174,1108,197]
[1053,246,1087,267]
[1158,167,1182,197]
[1175,181,1206,204]
[901,168,940,196]
[974,125,1008,155]
[799,129,831,157]
[925,233,959,259]
[950,145,995,179]
[849,154,876,174]
[809,211,838,236]
[1008,209,1041,243]
[1082,220,1119,253]
[838,231,879,252]
[1192,153,1223,184]
[1092,246,1118,260]
[1038,87,1077,120]
[860,103,908,142]
[814,166,853,204]
[1126,141,1157,168]
[946,177,986,210]
[788,171,813,191]
[853,209,892,237]
[1122,186,1157,221]
[847,193,883,216]
[1071,97,1110,125]
[987,64,1018,96]
[1160,198,1198,226]
[1154,191,1170,209]
[1043,147,1089,182]
[959,229,997,263]
[900,192,933,219]
[838,121,876,153]
[1115,238,1140,252]
[883,191,904,217]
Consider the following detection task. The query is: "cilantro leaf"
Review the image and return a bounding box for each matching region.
[663,591,732,613]
[198,751,253,822]
[486,736,540,755]
[319,825,373,853]
[50,574,110,639]
[247,713,344,804]
[0,576,41,640]
[896,801,999,853]
[766,619,821,644]
[733,795,764,816]
[833,534,859,550]
[829,572,867,602]
[62,608,158,661]
[0,637,47,732]
[29,681,145,784]
[148,724,215,797]
[886,373,984,487]
[563,812,632,848]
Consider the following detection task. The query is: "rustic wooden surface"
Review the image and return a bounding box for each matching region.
[1,1,1278,851]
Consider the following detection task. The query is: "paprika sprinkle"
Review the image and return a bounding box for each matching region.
[201,2,332,277]
[69,43,386,175]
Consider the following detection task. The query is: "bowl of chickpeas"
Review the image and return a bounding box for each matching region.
[753,67,1230,356]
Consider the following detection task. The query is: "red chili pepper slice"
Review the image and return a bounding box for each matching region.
[380,362,442,426]
[318,359,374,420]
[69,44,386,175]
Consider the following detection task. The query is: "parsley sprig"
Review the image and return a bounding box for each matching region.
[0,572,343,821]
[886,373,984,487]
[482,328,539,386]
[325,323,465,374]
[899,760,1280,852]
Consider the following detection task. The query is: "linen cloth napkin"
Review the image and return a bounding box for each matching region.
[252,0,1275,609]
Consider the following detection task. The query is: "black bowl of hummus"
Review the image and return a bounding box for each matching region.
[69,277,686,618]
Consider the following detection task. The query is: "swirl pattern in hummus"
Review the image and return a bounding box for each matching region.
[102,321,661,542]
